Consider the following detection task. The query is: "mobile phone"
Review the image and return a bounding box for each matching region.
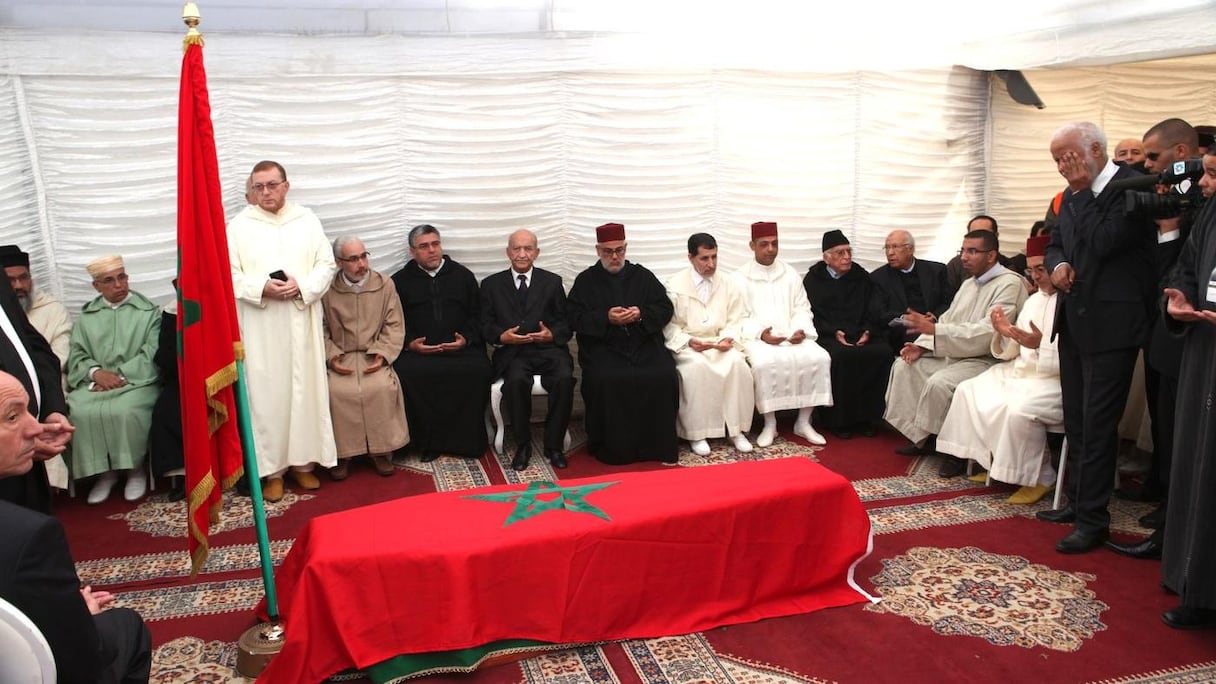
[269,270,287,282]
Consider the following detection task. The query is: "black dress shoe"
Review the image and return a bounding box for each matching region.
[1162,605,1216,630]
[1115,484,1163,503]
[1056,528,1109,554]
[895,442,927,456]
[860,424,877,438]
[937,456,967,478]
[1139,504,1166,529]
[168,486,186,503]
[421,450,441,463]
[834,429,854,440]
[1036,507,1076,524]
[1105,536,1163,560]
[546,449,568,469]
[511,444,532,471]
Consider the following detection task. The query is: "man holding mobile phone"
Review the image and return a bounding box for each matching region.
[227,160,337,503]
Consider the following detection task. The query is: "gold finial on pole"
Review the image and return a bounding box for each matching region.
[183,2,204,50]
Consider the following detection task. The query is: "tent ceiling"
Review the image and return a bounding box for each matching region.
[2,1,1215,70]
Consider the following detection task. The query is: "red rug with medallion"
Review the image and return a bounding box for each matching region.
[55,421,1216,683]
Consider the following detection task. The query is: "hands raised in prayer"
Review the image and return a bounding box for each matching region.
[899,343,925,364]
[409,333,468,354]
[499,321,555,345]
[903,309,936,335]
[992,306,1043,349]
[1165,288,1216,325]
[608,306,641,326]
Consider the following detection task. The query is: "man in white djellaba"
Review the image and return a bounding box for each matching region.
[936,235,1061,504]
[228,160,337,503]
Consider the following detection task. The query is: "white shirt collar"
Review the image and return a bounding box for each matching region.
[1091,159,1119,196]
[900,258,917,275]
[513,267,533,287]
[1158,229,1181,244]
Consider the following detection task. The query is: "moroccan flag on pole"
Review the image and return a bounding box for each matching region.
[177,37,245,576]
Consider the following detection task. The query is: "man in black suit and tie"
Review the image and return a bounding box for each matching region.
[0,370,151,683]
[0,273,73,514]
[1038,121,1157,554]
[870,229,955,352]
[480,229,575,471]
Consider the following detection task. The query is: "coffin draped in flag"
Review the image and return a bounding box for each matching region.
[177,39,245,576]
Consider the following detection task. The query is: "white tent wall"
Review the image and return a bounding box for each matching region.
[989,52,1216,257]
[0,30,990,313]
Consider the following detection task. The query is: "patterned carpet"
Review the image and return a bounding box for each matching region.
[54,423,1216,683]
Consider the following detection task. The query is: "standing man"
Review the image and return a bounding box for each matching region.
[1156,145,1216,629]
[567,223,679,465]
[732,221,832,447]
[480,229,575,470]
[937,235,1062,504]
[884,230,1027,476]
[66,256,161,504]
[1113,138,1146,166]
[392,224,491,461]
[664,233,754,456]
[322,236,409,480]
[1037,122,1157,554]
[228,160,337,503]
[870,230,954,352]
[0,371,152,683]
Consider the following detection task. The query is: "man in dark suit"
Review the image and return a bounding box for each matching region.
[1038,121,1157,554]
[0,370,151,683]
[0,273,73,514]
[870,229,955,352]
[480,229,575,471]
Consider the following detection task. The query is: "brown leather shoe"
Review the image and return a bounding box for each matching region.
[290,469,321,490]
[262,476,284,503]
[371,455,395,477]
[329,460,350,481]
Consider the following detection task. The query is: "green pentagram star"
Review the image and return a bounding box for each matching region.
[465,480,619,526]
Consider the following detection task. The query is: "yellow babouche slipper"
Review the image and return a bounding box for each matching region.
[966,471,989,484]
[1008,484,1053,505]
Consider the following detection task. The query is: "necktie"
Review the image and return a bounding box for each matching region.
[517,274,528,307]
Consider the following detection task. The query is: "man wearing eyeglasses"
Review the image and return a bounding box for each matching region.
[228,160,338,503]
[567,223,679,465]
[320,236,409,480]
[944,215,1021,292]
[884,229,1028,477]
[66,256,161,504]
[1035,121,1157,555]
[870,230,955,352]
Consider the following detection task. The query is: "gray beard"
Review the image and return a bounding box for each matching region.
[18,293,31,312]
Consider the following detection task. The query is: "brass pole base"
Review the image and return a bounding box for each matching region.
[235,621,285,679]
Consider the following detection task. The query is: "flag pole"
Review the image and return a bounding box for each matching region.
[178,2,286,675]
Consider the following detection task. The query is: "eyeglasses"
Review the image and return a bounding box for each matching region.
[883,244,911,252]
[1024,265,1047,277]
[337,252,370,263]
[958,248,993,256]
[826,248,853,257]
[95,273,130,286]
[598,246,627,257]
[251,180,286,193]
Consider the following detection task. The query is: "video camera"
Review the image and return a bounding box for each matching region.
[1116,158,1206,219]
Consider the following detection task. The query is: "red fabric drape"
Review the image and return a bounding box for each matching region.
[258,459,875,683]
[176,43,245,576]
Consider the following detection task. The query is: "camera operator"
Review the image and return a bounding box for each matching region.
[1108,119,1202,560]
[1036,121,1158,554]
[1156,145,1216,629]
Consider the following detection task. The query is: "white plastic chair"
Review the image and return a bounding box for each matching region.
[485,376,572,455]
[0,596,57,684]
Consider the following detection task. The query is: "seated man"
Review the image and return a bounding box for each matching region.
[937,235,1061,503]
[869,230,954,352]
[0,244,72,491]
[323,236,410,479]
[392,225,491,461]
[945,215,1021,292]
[0,370,152,684]
[567,223,679,465]
[664,233,755,455]
[803,230,892,439]
[480,229,575,471]
[732,221,832,446]
[67,256,161,504]
[884,230,1028,477]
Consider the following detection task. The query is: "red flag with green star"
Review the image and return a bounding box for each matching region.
[177,39,244,576]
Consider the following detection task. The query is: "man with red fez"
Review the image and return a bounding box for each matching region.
[228,160,338,503]
[802,230,891,439]
[664,233,755,456]
[67,255,161,504]
[732,222,832,447]
[937,235,1061,504]
[567,223,679,464]
[883,229,1027,477]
